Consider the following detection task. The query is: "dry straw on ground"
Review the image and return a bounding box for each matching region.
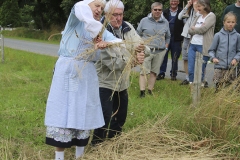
[1,82,240,159]
[81,117,236,160]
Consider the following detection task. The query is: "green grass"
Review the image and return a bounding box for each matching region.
[125,74,192,130]
[1,27,61,44]
[1,47,240,159]
[0,48,56,148]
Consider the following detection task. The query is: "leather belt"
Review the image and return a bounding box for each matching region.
[150,48,162,52]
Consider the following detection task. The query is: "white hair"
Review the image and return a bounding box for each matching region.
[104,0,124,13]
[84,0,106,5]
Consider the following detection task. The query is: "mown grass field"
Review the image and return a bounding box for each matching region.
[0,47,240,159]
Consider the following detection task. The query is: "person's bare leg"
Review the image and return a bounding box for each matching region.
[139,74,147,97]
[184,60,188,79]
[55,147,65,160]
[56,147,65,151]
[148,72,157,91]
[139,74,147,90]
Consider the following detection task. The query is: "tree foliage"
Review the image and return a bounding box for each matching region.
[122,0,170,27]
[32,0,66,30]
[20,5,34,26]
[0,0,237,31]
[60,0,80,19]
[0,0,21,27]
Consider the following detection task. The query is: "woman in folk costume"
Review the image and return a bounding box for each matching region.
[44,0,123,159]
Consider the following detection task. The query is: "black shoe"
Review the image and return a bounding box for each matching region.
[91,139,103,147]
[201,81,208,88]
[180,79,189,85]
[156,74,164,80]
[140,90,145,98]
[171,76,177,81]
[148,89,153,95]
[204,81,208,88]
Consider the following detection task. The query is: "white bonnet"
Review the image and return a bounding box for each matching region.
[84,0,106,5]
[104,0,124,13]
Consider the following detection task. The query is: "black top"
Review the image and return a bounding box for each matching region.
[163,7,184,41]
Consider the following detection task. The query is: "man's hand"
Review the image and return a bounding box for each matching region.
[136,51,145,64]
[135,43,145,53]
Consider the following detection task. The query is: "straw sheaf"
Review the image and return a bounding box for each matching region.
[73,26,166,93]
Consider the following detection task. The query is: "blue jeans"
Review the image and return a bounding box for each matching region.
[159,38,182,77]
[188,44,209,82]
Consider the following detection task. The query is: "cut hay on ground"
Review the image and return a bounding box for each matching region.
[82,118,236,160]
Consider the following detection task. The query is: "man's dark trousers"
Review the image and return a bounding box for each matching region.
[159,37,182,77]
[92,88,128,144]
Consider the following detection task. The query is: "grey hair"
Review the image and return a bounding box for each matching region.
[151,2,163,10]
[104,0,124,13]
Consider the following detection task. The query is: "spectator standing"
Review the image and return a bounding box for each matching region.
[92,0,146,145]
[209,12,240,92]
[138,2,171,97]
[178,0,198,85]
[222,0,240,33]
[187,0,216,88]
[157,0,184,81]
[44,0,123,159]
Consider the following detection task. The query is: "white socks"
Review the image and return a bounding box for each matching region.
[76,146,85,159]
[54,147,84,160]
[55,151,64,160]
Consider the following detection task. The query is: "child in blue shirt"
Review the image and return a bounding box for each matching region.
[208,12,240,92]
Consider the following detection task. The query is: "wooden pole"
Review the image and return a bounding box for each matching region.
[192,51,203,107]
[0,34,4,63]
[1,34,4,63]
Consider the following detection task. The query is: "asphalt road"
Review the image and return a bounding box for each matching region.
[4,38,59,57]
[3,37,215,86]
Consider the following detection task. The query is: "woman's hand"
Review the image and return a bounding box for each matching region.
[95,41,110,50]
[93,35,102,43]
[186,0,192,8]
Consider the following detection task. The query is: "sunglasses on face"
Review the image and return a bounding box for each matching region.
[153,9,162,11]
